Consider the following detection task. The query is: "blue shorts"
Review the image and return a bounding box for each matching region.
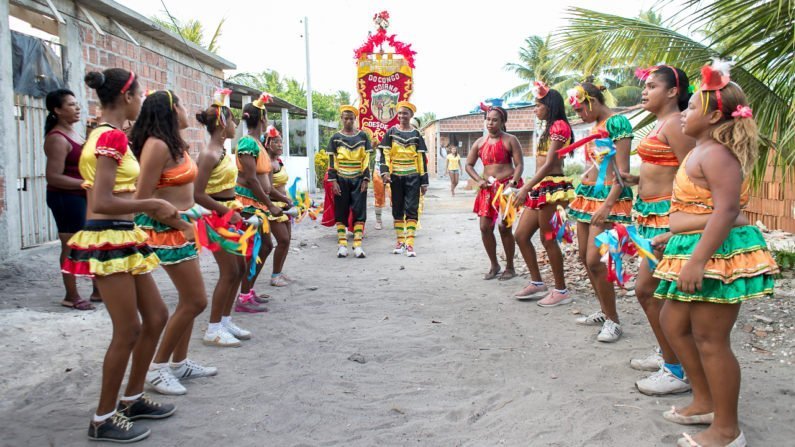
[46,190,87,234]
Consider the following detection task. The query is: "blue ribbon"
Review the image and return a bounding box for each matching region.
[288,177,302,205]
[594,138,616,193]
[248,229,262,280]
[625,225,659,271]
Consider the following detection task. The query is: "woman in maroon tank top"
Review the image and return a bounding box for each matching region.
[44,89,100,309]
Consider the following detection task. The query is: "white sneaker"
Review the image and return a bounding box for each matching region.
[392,243,405,254]
[405,245,416,257]
[146,367,186,395]
[630,348,663,371]
[576,310,607,326]
[337,245,348,258]
[636,367,691,396]
[353,246,366,258]
[203,328,242,347]
[170,359,217,380]
[223,321,251,340]
[597,319,623,342]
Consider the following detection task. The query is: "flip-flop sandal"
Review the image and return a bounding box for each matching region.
[483,268,502,280]
[663,407,714,425]
[61,299,95,311]
[498,270,517,281]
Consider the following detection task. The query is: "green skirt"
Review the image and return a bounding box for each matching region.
[653,226,778,303]
[633,196,671,240]
[133,214,198,265]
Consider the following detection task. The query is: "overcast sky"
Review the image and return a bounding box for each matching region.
[122,0,664,118]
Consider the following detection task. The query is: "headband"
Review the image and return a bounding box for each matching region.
[479,103,507,122]
[145,89,173,109]
[636,65,680,89]
[120,71,136,94]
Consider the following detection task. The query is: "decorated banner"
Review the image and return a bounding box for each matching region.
[354,11,416,144]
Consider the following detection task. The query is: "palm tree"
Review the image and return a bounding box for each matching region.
[503,35,572,100]
[152,15,226,54]
[552,0,794,180]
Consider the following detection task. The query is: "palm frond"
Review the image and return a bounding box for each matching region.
[552,7,793,181]
[207,17,226,54]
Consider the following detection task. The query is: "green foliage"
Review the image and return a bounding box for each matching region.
[228,70,349,122]
[773,249,795,270]
[612,86,643,107]
[313,151,328,188]
[563,162,585,179]
[152,14,225,54]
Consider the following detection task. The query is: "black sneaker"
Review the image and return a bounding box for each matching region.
[117,394,177,420]
[88,412,150,443]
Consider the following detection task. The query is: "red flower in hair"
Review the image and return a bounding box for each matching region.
[700,60,731,91]
[635,66,656,81]
[266,125,281,139]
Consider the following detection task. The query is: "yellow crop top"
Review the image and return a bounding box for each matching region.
[272,164,289,188]
[79,125,139,193]
[206,153,238,195]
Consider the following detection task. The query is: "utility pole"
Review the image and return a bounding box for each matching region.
[303,16,315,193]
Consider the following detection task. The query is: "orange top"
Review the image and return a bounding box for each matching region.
[637,122,679,167]
[671,152,749,214]
[157,151,198,189]
[236,135,272,175]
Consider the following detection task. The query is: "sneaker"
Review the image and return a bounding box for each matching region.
[337,245,349,258]
[223,321,251,340]
[235,293,268,313]
[515,283,548,300]
[251,289,269,304]
[117,394,176,420]
[636,367,691,396]
[597,319,623,343]
[145,367,186,396]
[88,412,150,443]
[171,359,217,380]
[353,246,366,258]
[630,348,663,372]
[576,310,607,326]
[374,221,383,230]
[537,290,573,307]
[405,245,416,257]
[392,243,405,254]
[203,328,242,347]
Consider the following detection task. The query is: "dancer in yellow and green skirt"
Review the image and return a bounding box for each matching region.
[64,68,182,443]
[564,81,634,342]
[653,61,777,447]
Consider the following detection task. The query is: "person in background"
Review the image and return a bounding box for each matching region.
[44,88,101,309]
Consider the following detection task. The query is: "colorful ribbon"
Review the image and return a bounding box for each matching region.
[546,205,575,244]
[593,138,617,193]
[594,223,659,287]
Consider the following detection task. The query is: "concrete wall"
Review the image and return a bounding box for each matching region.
[0,0,22,259]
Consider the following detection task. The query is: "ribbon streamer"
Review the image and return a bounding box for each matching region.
[594,223,659,287]
[545,205,575,244]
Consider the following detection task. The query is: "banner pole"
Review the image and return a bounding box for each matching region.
[304,16,316,193]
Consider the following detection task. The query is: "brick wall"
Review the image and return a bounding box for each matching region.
[743,156,794,232]
[79,23,223,156]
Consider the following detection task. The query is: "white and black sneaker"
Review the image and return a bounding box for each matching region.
[576,310,607,326]
[223,321,251,340]
[597,319,623,343]
[146,366,186,395]
[337,245,349,258]
[353,246,366,258]
[117,394,176,420]
[170,359,217,380]
[636,367,691,396]
[88,412,150,443]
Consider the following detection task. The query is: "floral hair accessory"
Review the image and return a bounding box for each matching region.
[265,125,281,140]
[212,88,232,126]
[731,105,753,119]
[567,85,594,110]
[252,92,272,111]
[635,66,655,81]
[700,58,734,115]
[531,81,549,100]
